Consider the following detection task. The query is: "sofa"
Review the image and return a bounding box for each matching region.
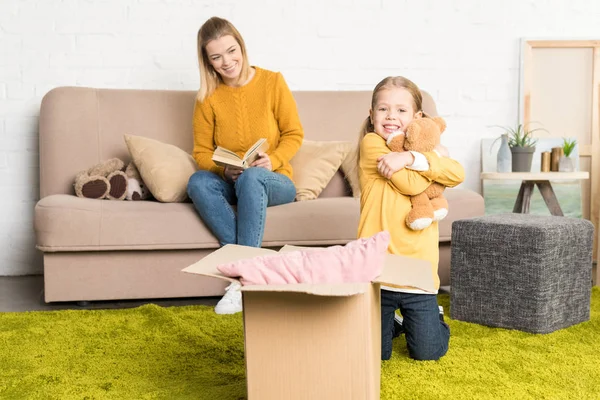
[34,87,485,303]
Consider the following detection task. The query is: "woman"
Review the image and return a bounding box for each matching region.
[187,17,304,314]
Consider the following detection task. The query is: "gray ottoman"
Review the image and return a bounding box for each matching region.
[450,213,593,333]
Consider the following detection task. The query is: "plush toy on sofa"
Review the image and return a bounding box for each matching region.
[386,117,449,231]
[125,162,151,201]
[74,158,128,200]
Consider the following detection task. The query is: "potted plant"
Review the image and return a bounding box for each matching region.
[493,123,546,172]
[558,138,577,172]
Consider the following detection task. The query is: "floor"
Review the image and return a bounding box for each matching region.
[0,275,220,312]
[1,275,453,313]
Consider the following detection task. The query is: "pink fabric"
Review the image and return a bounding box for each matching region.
[217,231,390,286]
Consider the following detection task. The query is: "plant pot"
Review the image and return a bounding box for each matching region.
[510,146,535,172]
[558,156,575,172]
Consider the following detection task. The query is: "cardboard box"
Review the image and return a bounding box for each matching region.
[183,245,435,400]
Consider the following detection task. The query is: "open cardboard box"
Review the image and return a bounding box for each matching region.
[183,244,435,400]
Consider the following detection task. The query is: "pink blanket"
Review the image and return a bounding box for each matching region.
[217,231,390,285]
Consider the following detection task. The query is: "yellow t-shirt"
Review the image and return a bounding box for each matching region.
[357,133,465,291]
[192,67,304,179]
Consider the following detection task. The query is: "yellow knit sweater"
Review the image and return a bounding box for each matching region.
[192,67,304,179]
[357,133,465,291]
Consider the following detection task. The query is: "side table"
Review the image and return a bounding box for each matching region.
[480,172,589,216]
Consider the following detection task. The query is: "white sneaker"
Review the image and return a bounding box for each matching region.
[214,282,243,315]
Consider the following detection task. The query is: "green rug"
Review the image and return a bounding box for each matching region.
[1,289,599,400]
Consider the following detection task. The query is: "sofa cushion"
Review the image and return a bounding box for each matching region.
[290,140,352,201]
[34,188,482,251]
[319,171,352,198]
[340,147,361,198]
[124,134,198,203]
[34,195,361,251]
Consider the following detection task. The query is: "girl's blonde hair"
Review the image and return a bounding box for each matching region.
[196,17,251,102]
[350,76,426,186]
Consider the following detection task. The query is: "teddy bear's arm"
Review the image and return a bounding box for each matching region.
[419,151,465,188]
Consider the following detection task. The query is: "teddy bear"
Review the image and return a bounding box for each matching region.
[74,158,128,200]
[386,117,449,231]
[125,162,151,201]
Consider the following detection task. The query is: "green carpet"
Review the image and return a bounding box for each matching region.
[1,289,599,400]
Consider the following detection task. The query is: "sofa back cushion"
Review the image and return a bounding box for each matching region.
[38,87,437,199]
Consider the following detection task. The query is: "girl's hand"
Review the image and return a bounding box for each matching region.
[377,151,415,179]
[250,152,272,171]
[224,166,244,182]
[434,144,450,157]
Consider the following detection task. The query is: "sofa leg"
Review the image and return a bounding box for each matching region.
[76,301,91,307]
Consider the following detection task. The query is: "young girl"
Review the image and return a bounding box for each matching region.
[357,76,465,361]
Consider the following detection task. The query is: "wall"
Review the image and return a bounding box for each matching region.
[1,0,599,275]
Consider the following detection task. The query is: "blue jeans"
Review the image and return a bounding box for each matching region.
[381,290,450,361]
[187,168,296,247]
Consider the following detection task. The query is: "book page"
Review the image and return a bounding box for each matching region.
[214,146,242,160]
[212,154,244,169]
[243,138,269,165]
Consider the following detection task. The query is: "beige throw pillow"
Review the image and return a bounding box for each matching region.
[340,145,361,198]
[290,140,352,201]
[124,134,198,203]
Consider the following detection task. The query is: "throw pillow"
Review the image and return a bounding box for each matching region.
[216,231,390,285]
[290,140,352,201]
[124,134,198,203]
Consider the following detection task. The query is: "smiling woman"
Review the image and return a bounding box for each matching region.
[187,17,304,315]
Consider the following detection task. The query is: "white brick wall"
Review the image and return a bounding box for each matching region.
[1,0,599,275]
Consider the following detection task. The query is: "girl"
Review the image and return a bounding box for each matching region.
[187,17,303,315]
[357,76,465,360]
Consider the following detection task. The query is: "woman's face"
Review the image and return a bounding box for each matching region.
[205,35,244,86]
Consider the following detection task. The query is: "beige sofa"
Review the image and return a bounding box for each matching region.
[34,87,484,303]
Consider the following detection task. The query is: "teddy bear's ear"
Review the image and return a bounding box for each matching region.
[432,117,447,134]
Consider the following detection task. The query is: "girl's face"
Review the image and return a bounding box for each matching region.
[205,35,243,86]
[370,88,422,140]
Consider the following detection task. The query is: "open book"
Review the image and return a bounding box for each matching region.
[212,138,269,169]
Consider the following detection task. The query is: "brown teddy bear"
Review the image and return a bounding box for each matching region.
[74,158,128,200]
[386,117,449,230]
[125,162,151,201]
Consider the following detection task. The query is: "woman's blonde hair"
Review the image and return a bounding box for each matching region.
[351,76,426,181]
[196,17,251,102]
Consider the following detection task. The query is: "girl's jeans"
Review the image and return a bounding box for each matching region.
[381,290,450,361]
[187,167,296,247]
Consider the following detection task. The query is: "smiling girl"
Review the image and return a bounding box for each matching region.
[357,76,465,361]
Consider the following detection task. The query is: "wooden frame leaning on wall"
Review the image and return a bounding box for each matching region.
[519,39,600,285]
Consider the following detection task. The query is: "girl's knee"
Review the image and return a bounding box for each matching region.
[408,342,448,361]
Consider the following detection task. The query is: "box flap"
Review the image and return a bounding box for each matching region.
[182,244,276,283]
[279,244,314,252]
[241,282,367,296]
[375,254,436,293]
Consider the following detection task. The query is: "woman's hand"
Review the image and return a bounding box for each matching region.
[250,152,272,171]
[377,151,415,179]
[224,166,244,182]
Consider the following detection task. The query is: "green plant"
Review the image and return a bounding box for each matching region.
[492,123,547,148]
[562,137,577,157]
